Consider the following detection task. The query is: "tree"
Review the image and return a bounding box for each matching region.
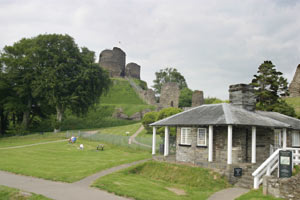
[152,68,187,94]
[33,34,111,132]
[0,38,40,130]
[251,61,295,116]
[179,88,193,107]
[142,111,158,133]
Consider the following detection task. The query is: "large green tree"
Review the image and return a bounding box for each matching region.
[152,68,188,94]
[251,61,295,116]
[33,34,110,132]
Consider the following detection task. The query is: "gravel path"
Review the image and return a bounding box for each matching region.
[128,125,151,148]
[0,139,68,150]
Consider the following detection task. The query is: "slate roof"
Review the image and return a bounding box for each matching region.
[150,103,297,129]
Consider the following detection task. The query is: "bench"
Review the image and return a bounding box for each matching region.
[97,144,104,151]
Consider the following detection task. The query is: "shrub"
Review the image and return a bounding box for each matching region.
[142,111,158,133]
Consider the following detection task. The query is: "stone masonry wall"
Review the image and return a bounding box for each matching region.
[99,47,126,77]
[264,174,300,200]
[125,62,141,80]
[289,64,300,97]
[160,82,180,108]
[192,90,204,107]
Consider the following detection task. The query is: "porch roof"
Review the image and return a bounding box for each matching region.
[150,103,291,128]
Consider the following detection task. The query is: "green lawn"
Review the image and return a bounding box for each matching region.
[98,123,142,136]
[0,185,51,200]
[0,137,150,182]
[93,161,230,200]
[236,188,283,200]
[0,132,65,148]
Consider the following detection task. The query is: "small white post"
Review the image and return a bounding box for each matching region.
[152,127,156,155]
[227,125,233,165]
[254,177,259,189]
[164,126,169,156]
[208,125,213,162]
[283,128,287,149]
[252,126,256,164]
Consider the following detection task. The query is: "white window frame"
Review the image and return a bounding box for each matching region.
[292,130,300,147]
[181,128,192,145]
[274,129,282,148]
[197,128,207,146]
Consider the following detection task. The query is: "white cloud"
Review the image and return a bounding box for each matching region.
[1,0,299,99]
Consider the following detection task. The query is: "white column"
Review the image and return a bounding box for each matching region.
[152,127,156,155]
[208,125,213,162]
[227,125,233,165]
[164,126,169,156]
[283,128,287,149]
[251,126,256,164]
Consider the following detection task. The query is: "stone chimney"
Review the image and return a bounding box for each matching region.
[229,84,256,111]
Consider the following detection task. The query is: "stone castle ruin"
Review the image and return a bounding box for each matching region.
[289,64,300,97]
[99,47,140,79]
[99,47,204,111]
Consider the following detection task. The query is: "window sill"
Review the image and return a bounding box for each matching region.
[196,145,207,148]
[179,144,192,147]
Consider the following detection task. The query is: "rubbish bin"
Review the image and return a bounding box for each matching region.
[159,144,164,155]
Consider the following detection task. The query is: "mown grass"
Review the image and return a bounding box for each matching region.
[0,185,51,200]
[98,122,142,136]
[0,137,150,183]
[236,188,283,200]
[284,97,300,116]
[93,161,230,200]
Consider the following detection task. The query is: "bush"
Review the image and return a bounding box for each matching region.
[156,107,182,121]
[142,111,158,133]
[179,88,193,107]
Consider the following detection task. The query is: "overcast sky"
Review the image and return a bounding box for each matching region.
[1,0,299,100]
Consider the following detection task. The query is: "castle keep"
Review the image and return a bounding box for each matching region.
[99,47,141,79]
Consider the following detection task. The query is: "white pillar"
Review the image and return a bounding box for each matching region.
[208,125,213,162]
[227,125,232,165]
[283,128,287,149]
[164,126,169,156]
[251,126,256,164]
[152,127,156,155]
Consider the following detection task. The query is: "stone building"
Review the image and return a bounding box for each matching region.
[151,83,300,189]
[99,47,126,77]
[289,64,300,97]
[192,90,204,107]
[125,63,141,80]
[159,82,180,108]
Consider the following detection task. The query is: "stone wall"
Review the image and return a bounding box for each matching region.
[192,90,204,107]
[160,82,180,108]
[125,63,141,79]
[99,47,126,77]
[289,64,300,97]
[264,174,300,200]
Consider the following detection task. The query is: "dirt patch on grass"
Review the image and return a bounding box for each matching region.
[166,187,186,195]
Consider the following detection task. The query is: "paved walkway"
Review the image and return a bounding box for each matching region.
[207,187,250,200]
[0,139,68,150]
[0,158,150,200]
[128,125,151,148]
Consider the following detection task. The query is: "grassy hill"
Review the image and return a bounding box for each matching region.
[284,97,300,116]
[32,78,155,132]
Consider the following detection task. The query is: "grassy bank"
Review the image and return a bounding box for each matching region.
[93,161,230,200]
[0,185,51,200]
[236,188,283,200]
[284,97,300,116]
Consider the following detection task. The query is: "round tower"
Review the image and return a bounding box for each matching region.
[99,47,126,77]
[125,62,141,79]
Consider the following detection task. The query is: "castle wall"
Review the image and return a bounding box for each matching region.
[160,82,180,108]
[126,63,141,79]
[192,90,204,107]
[289,64,300,97]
